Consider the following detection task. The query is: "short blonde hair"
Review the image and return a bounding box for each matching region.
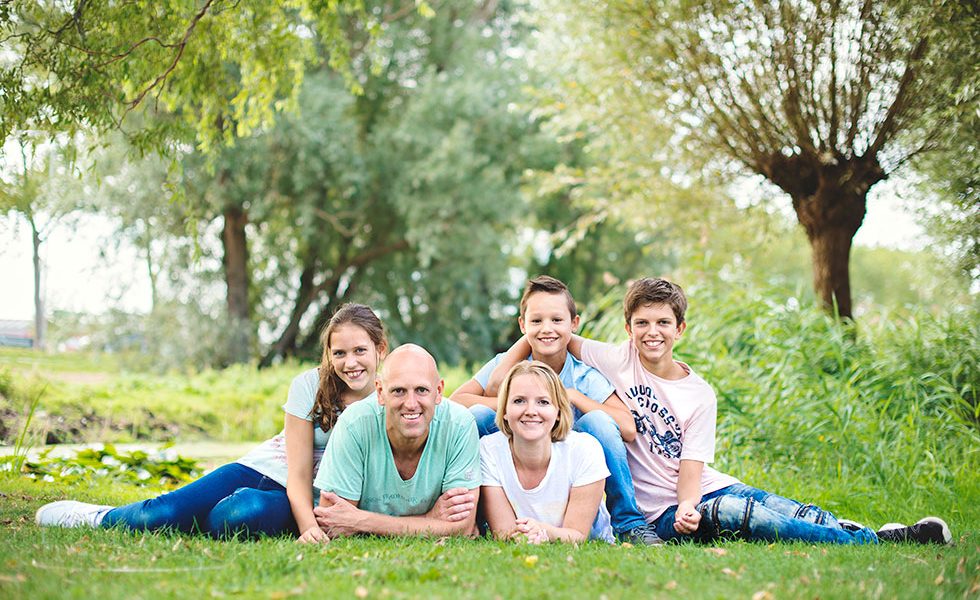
[495,361,573,442]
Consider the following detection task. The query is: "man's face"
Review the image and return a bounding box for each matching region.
[377,350,444,446]
[519,292,579,361]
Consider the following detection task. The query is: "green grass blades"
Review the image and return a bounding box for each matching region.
[2,476,978,599]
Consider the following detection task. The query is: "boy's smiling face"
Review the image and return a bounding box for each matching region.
[626,303,686,373]
[519,291,580,363]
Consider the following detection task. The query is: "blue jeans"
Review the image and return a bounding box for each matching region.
[470,405,647,534]
[101,463,296,539]
[651,483,878,544]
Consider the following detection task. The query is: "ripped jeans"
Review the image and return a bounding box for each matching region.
[101,463,297,539]
[651,483,878,544]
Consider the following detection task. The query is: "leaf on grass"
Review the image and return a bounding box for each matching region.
[664,581,677,590]
[956,557,965,574]
[352,569,367,578]
[704,547,727,556]
[721,567,739,578]
[355,585,369,598]
[934,574,944,585]
[751,592,773,600]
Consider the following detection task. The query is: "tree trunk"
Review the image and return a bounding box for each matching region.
[764,154,885,319]
[221,204,251,363]
[259,264,318,369]
[30,217,45,351]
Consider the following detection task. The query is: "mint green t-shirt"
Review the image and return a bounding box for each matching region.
[313,398,480,516]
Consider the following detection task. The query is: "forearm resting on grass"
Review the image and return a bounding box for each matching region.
[314,489,479,539]
[283,413,325,543]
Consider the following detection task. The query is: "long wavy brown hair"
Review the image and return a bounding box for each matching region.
[311,303,386,431]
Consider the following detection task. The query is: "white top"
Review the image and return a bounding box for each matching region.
[236,368,334,495]
[581,339,740,521]
[480,430,614,542]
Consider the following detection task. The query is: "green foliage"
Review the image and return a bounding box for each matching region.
[2,443,200,487]
[0,1,391,151]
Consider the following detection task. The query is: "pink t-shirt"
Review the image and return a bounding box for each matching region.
[581,339,739,521]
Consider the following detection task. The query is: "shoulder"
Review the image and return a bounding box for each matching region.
[437,398,477,428]
[334,396,382,430]
[676,363,716,397]
[479,431,508,453]
[289,367,321,393]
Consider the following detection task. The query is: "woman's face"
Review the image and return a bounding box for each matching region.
[503,373,558,443]
[328,324,382,397]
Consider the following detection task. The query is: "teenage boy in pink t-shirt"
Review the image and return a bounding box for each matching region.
[489,278,950,545]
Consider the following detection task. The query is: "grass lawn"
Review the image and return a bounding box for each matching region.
[1,476,978,599]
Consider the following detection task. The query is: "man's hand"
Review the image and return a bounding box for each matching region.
[296,525,329,544]
[314,491,363,537]
[511,518,550,544]
[673,501,701,534]
[426,488,476,523]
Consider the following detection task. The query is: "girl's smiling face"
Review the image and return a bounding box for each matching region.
[329,324,382,397]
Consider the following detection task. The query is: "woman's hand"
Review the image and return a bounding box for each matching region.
[296,525,329,544]
[512,518,550,544]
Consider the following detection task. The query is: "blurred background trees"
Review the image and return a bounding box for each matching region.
[0,0,975,370]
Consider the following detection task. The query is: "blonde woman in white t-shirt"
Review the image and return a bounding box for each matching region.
[480,361,614,543]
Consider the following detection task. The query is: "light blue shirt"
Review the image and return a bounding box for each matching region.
[474,352,616,404]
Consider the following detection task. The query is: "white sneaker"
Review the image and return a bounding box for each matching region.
[35,500,114,528]
[837,518,867,532]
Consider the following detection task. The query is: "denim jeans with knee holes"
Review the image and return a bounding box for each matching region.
[101,462,297,539]
[651,483,878,544]
[470,404,647,535]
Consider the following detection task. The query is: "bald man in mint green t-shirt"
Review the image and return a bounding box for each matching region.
[312,344,480,539]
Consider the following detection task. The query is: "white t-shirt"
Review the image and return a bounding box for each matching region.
[480,430,614,542]
[236,368,334,494]
[580,339,740,521]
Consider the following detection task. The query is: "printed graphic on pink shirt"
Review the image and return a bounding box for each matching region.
[625,383,683,460]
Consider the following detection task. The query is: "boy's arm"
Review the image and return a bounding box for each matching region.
[484,336,532,396]
[566,390,636,442]
[674,460,704,534]
[449,379,497,409]
[314,489,479,538]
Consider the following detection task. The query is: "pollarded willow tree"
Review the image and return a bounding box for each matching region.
[603,0,978,317]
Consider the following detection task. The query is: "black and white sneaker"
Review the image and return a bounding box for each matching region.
[876,517,952,545]
[837,518,867,532]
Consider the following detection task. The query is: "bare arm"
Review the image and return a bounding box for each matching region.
[675,459,704,534]
[566,390,637,442]
[481,485,519,540]
[315,489,480,538]
[449,379,498,410]
[484,337,532,396]
[284,413,325,543]
[567,334,584,359]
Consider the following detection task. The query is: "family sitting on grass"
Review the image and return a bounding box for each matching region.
[35,277,952,547]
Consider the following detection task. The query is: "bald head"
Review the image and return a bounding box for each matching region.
[379,343,440,384]
[376,344,444,448]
